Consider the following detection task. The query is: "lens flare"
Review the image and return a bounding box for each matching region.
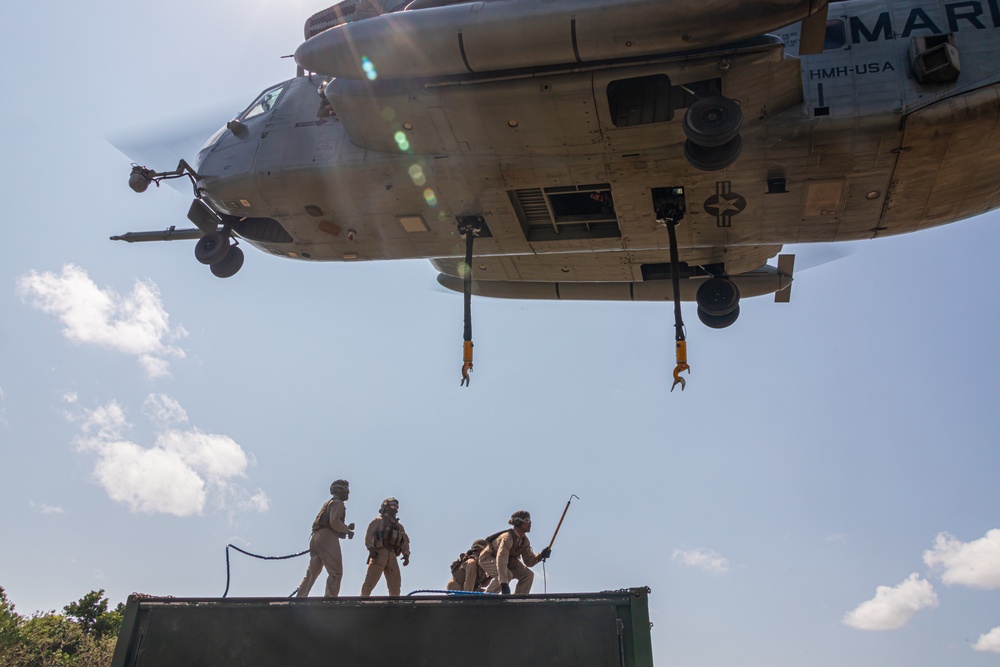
[423,188,438,206]
[394,131,410,152]
[457,261,471,278]
[408,164,426,186]
[361,56,377,80]
[381,106,396,122]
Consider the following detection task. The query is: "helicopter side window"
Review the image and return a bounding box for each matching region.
[824,19,847,50]
[242,84,286,120]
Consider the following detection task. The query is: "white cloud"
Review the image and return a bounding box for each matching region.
[220,486,271,513]
[81,401,130,440]
[30,501,65,514]
[73,396,268,517]
[142,393,188,426]
[923,529,1000,589]
[17,264,187,378]
[973,626,1000,653]
[842,573,939,630]
[82,438,207,515]
[244,490,270,512]
[155,430,249,481]
[671,547,731,573]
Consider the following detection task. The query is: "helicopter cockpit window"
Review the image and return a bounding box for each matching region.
[242,84,286,120]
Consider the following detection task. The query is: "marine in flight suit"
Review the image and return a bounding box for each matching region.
[479,510,551,595]
[447,539,492,591]
[296,479,354,597]
[360,497,411,597]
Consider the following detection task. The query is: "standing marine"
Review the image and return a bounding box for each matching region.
[479,510,551,595]
[447,539,492,592]
[360,497,411,597]
[296,479,354,597]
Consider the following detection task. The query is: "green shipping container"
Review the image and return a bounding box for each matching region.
[112,588,654,667]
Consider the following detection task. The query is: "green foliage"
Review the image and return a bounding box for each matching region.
[13,613,86,667]
[1,587,23,661]
[63,591,123,641]
[0,588,122,667]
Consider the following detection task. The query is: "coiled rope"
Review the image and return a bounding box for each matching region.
[223,544,308,598]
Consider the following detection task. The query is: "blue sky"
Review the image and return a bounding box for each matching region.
[1,1,999,665]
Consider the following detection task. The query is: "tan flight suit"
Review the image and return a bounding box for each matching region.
[296,497,351,597]
[360,515,410,596]
[479,529,542,595]
[446,554,491,591]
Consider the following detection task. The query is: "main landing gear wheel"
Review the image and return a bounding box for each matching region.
[682,95,743,171]
[682,96,743,147]
[696,277,740,316]
[195,231,230,265]
[698,304,740,329]
[210,245,244,278]
[684,136,742,172]
[696,277,741,329]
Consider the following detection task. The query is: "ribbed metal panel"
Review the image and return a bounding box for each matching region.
[515,188,552,224]
[305,3,357,39]
[233,218,293,244]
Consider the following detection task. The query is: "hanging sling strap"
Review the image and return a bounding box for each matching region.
[665,217,690,391]
[457,217,484,386]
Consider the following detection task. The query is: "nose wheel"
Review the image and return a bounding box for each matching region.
[195,231,230,265]
[210,245,244,278]
[195,231,244,278]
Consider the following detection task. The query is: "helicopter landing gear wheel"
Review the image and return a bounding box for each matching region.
[195,231,230,265]
[684,136,743,172]
[696,277,740,316]
[698,304,741,329]
[210,245,244,278]
[683,96,743,147]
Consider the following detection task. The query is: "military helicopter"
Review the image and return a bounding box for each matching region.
[116,0,996,388]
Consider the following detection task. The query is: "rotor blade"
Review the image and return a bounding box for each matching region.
[429,280,458,296]
[105,99,243,193]
[786,242,859,272]
[798,1,829,55]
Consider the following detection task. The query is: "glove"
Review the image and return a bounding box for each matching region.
[369,548,380,561]
[539,547,552,560]
[402,555,410,567]
[347,529,355,540]
[347,522,355,531]
[500,583,511,595]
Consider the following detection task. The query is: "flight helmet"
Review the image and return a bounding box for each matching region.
[509,510,531,526]
[380,497,399,516]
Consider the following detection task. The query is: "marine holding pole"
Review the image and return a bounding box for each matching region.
[479,510,551,595]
